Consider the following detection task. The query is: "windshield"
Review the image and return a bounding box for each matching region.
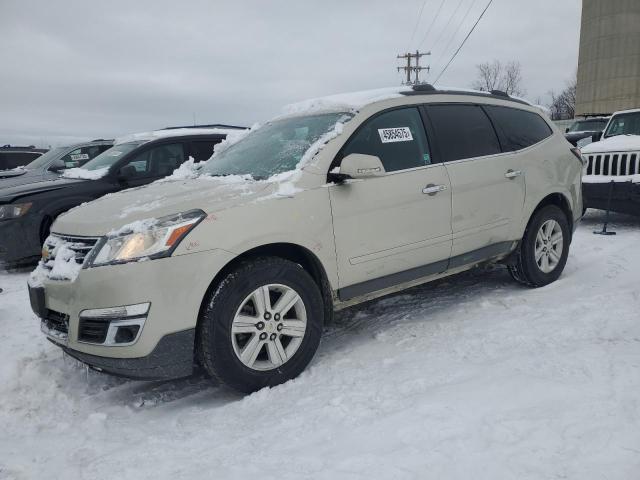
[568,119,607,132]
[202,112,351,179]
[604,112,640,138]
[81,142,141,171]
[24,147,67,170]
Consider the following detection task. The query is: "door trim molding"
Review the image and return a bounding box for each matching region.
[337,241,515,301]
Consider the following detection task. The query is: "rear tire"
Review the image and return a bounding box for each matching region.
[509,205,570,287]
[198,257,324,393]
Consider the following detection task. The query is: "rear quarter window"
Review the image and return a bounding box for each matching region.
[484,106,552,152]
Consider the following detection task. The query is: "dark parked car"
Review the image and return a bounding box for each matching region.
[0,140,113,188]
[564,117,609,146]
[0,145,48,170]
[0,128,244,266]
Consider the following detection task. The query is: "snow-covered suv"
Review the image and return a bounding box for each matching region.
[581,108,640,215]
[29,85,583,393]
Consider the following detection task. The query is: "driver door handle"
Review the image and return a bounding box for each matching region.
[505,169,522,179]
[422,184,448,196]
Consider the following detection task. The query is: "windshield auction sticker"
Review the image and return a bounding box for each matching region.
[378,127,413,143]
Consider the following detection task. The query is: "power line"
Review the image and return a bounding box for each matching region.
[406,0,429,51]
[417,0,446,49]
[434,0,481,66]
[433,0,494,85]
[429,0,466,54]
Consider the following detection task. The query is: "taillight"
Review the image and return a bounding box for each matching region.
[570,147,587,166]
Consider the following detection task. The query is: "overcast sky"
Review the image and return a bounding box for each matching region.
[0,0,581,147]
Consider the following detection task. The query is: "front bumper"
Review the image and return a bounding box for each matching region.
[32,248,235,380]
[0,214,42,266]
[583,180,640,216]
[54,329,196,380]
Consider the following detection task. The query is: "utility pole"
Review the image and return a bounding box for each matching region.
[397,50,431,85]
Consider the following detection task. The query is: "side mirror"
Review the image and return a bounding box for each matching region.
[592,131,603,142]
[565,127,570,133]
[118,165,137,182]
[334,153,386,181]
[48,159,66,173]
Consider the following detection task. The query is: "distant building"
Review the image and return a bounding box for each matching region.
[576,0,640,116]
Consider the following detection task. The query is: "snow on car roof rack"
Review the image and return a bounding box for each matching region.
[403,84,531,106]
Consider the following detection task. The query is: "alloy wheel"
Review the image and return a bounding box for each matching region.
[231,284,307,371]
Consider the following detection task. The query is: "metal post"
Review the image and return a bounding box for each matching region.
[594,180,617,235]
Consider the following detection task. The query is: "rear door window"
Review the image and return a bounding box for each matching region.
[121,143,186,178]
[484,106,552,151]
[340,107,432,172]
[425,104,501,162]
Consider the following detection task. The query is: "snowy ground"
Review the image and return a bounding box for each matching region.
[1,211,639,480]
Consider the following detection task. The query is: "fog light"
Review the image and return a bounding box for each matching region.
[78,302,149,346]
[114,325,140,344]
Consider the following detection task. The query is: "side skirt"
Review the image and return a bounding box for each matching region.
[335,241,516,307]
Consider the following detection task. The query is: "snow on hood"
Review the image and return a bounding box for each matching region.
[61,166,109,180]
[580,135,640,154]
[53,176,272,236]
[114,127,244,145]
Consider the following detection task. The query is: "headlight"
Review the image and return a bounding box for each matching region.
[0,202,32,221]
[87,210,205,267]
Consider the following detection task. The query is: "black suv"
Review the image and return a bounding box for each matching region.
[0,140,113,188]
[0,127,244,266]
[0,145,48,171]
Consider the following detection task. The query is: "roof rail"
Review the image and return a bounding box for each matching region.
[162,124,247,131]
[411,83,436,92]
[90,138,114,142]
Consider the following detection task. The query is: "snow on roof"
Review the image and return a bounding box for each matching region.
[611,108,640,115]
[282,86,412,116]
[115,127,243,145]
[281,85,533,118]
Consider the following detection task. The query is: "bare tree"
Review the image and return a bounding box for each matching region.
[548,76,577,120]
[472,60,525,96]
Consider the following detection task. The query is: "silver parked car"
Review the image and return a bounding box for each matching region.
[29,85,583,393]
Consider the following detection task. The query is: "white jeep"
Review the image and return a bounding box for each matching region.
[582,108,640,215]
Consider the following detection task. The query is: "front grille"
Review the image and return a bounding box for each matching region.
[42,234,100,270]
[585,152,640,176]
[42,309,69,335]
[78,317,110,344]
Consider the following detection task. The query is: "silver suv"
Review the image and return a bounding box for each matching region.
[29,85,583,393]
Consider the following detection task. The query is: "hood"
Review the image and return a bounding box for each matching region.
[53,176,274,236]
[0,169,58,188]
[0,177,86,203]
[581,134,640,154]
[0,168,27,179]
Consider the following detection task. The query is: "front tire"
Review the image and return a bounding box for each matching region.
[198,257,324,393]
[509,205,570,287]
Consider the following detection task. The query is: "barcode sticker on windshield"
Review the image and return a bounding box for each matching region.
[70,153,89,161]
[378,127,413,143]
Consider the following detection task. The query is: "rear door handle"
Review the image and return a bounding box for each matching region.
[422,184,448,196]
[505,169,522,179]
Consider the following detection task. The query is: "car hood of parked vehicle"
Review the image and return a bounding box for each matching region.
[0,168,59,188]
[53,176,277,236]
[581,134,640,154]
[0,177,87,203]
